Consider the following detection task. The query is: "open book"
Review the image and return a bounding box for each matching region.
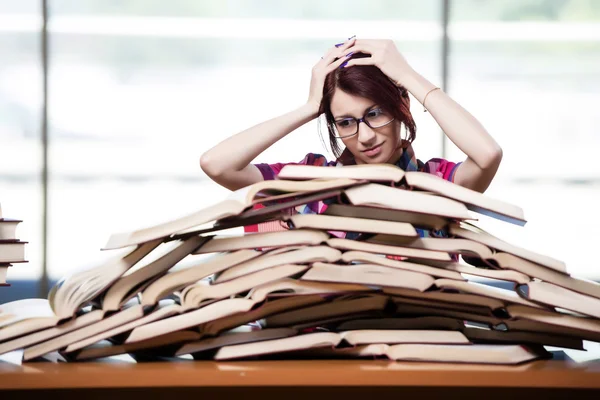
[213,329,470,360]
[0,243,166,349]
[102,178,361,250]
[284,214,418,237]
[343,183,474,221]
[193,229,330,254]
[517,281,600,319]
[301,262,435,292]
[278,164,526,225]
[304,343,548,364]
[324,204,449,231]
[449,222,566,273]
[211,330,544,364]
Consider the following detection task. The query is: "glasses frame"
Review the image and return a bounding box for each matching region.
[332,108,395,139]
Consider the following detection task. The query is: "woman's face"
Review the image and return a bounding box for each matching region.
[329,88,402,165]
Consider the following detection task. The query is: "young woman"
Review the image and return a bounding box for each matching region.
[200,37,503,235]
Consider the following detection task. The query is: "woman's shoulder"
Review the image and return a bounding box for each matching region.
[418,157,462,183]
[254,153,338,181]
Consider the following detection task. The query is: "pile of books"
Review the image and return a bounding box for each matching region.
[1,164,599,364]
[0,203,26,287]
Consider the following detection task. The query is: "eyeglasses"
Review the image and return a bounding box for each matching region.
[333,108,395,139]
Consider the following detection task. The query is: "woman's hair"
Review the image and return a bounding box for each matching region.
[318,52,416,160]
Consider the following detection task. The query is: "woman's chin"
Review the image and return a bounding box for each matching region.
[360,151,388,164]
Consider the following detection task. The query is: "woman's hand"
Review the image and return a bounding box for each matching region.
[340,39,416,87]
[306,37,356,116]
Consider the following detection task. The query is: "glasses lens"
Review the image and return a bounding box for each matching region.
[334,119,358,138]
[366,109,393,128]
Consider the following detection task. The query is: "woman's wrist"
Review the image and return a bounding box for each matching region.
[396,69,438,104]
[303,100,321,120]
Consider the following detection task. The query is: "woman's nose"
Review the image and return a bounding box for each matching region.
[357,121,376,144]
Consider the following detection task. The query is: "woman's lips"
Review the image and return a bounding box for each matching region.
[362,142,384,157]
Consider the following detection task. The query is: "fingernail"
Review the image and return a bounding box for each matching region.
[347,35,356,40]
[345,52,353,58]
[334,42,344,47]
[340,61,348,68]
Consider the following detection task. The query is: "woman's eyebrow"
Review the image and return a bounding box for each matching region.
[334,104,378,120]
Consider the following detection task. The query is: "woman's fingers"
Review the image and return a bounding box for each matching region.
[325,55,350,74]
[341,57,374,68]
[320,37,356,66]
[341,39,379,57]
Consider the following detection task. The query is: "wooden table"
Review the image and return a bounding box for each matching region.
[1,359,600,399]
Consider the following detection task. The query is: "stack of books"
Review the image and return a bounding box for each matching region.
[1,164,599,365]
[0,203,27,287]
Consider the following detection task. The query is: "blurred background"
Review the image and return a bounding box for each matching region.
[1,0,599,302]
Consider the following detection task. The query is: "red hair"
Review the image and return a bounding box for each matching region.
[318,53,416,160]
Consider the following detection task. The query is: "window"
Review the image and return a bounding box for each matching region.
[447,0,600,278]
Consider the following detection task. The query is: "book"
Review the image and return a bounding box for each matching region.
[486,252,600,299]
[329,316,584,352]
[323,203,449,231]
[0,241,27,263]
[212,189,345,226]
[0,299,59,342]
[301,262,435,292]
[382,286,507,311]
[334,316,466,332]
[101,236,209,312]
[176,327,299,357]
[140,249,262,307]
[403,171,526,226]
[214,245,342,283]
[2,171,597,365]
[22,302,147,361]
[365,235,496,260]
[180,264,309,310]
[343,183,474,221]
[392,296,495,316]
[62,300,184,354]
[65,330,202,361]
[442,262,531,284]
[517,281,600,319]
[332,317,584,352]
[201,294,327,337]
[326,238,452,262]
[0,309,104,357]
[284,214,418,237]
[449,222,566,273]
[124,298,283,345]
[278,163,407,183]
[183,189,346,238]
[394,303,506,328]
[434,278,546,309]
[0,219,21,241]
[128,287,349,346]
[212,330,470,361]
[193,229,330,254]
[102,178,360,250]
[340,250,464,280]
[49,238,163,320]
[264,295,391,328]
[461,326,584,350]
[304,343,548,364]
[506,305,600,341]
[278,164,526,225]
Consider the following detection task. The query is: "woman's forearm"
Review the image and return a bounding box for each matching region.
[200,103,318,177]
[401,70,502,170]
